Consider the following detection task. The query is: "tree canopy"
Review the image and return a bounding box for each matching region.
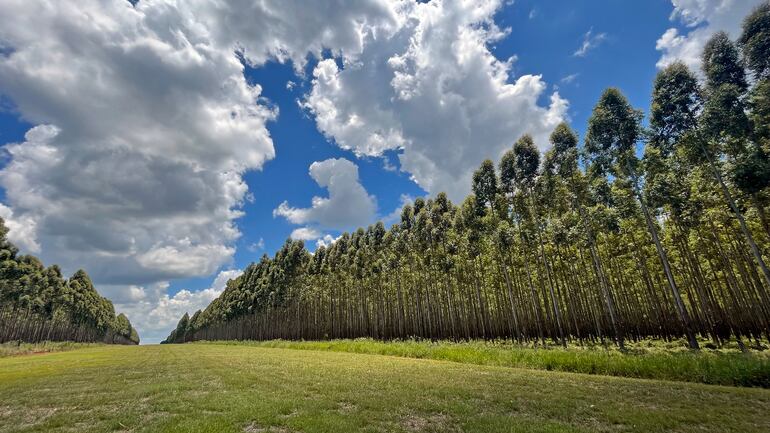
[0,218,139,344]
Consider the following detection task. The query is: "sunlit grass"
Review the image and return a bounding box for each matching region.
[201,338,770,387]
[1,344,769,432]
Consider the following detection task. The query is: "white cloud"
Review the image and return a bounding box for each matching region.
[274,158,377,230]
[183,0,403,70]
[290,227,322,241]
[0,0,278,286]
[0,202,40,253]
[316,234,342,249]
[136,241,235,278]
[573,28,607,57]
[656,0,764,70]
[302,0,568,200]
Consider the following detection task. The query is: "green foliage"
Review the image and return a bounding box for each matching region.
[700,83,750,147]
[703,31,748,91]
[749,78,770,152]
[472,159,498,213]
[649,62,701,155]
[549,122,579,178]
[0,217,138,344]
[585,88,643,179]
[731,142,770,195]
[511,134,540,194]
[739,1,770,79]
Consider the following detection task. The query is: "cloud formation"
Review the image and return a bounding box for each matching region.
[303,0,567,200]
[275,158,377,236]
[0,0,406,284]
[657,0,764,70]
[0,0,274,285]
[290,227,323,241]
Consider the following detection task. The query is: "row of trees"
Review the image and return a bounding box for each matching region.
[165,3,770,350]
[0,219,139,344]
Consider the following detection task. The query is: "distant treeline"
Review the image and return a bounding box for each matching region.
[0,219,139,344]
[165,4,770,350]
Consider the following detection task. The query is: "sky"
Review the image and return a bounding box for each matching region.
[0,0,763,343]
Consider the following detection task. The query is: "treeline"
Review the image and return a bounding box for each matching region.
[165,4,770,350]
[0,219,139,344]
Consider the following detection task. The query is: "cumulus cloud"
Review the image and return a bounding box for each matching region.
[0,0,277,286]
[302,0,568,200]
[108,269,243,344]
[274,158,377,233]
[573,28,607,57]
[290,227,323,241]
[0,202,40,253]
[183,0,403,70]
[657,0,764,70]
[0,0,402,329]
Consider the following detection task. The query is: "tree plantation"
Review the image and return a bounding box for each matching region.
[0,219,140,345]
[165,4,770,351]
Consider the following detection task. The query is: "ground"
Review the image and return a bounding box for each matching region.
[0,344,769,433]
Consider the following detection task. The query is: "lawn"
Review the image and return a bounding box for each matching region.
[1,343,769,433]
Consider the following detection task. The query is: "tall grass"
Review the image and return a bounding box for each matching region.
[199,338,770,388]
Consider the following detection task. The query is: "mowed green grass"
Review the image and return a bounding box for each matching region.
[1,344,769,433]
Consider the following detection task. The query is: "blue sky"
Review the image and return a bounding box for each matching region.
[0,0,759,342]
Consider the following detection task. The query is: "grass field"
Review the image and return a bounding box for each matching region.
[212,338,770,387]
[1,343,770,433]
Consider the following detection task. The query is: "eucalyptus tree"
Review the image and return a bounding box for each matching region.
[586,88,699,349]
[512,135,565,345]
[741,3,770,234]
[472,159,499,214]
[739,1,770,80]
[0,218,139,344]
[646,62,731,344]
[457,191,491,337]
[500,142,546,343]
[551,123,625,349]
[700,31,770,292]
